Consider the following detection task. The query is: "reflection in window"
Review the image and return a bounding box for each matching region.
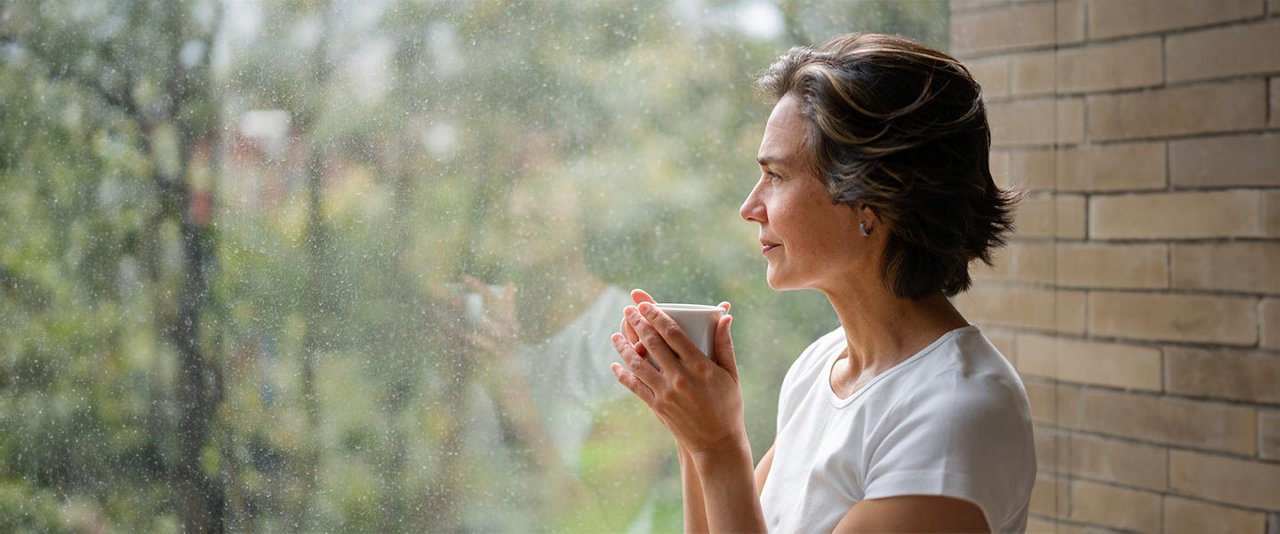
[0,0,945,531]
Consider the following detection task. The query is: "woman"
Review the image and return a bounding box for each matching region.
[610,33,1035,532]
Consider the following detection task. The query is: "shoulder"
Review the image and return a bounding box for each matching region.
[862,327,1036,530]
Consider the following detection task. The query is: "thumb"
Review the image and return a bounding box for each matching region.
[712,314,737,379]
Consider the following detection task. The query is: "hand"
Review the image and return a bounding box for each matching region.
[609,295,746,456]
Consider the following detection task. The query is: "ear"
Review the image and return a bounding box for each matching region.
[857,203,882,232]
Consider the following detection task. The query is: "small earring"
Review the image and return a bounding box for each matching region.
[859,221,871,236]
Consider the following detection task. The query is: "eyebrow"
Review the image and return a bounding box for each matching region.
[757,155,783,167]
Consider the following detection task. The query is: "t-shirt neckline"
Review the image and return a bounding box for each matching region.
[823,324,977,408]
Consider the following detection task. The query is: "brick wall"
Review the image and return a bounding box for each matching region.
[948,1,1280,532]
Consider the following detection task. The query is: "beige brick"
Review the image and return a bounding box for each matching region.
[1088,0,1265,39]
[1262,411,1280,460]
[1168,21,1280,83]
[990,98,1055,147]
[971,243,1012,282]
[1056,242,1167,289]
[1163,496,1267,534]
[1267,191,1280,237]
[1030,474,1069,518]
[1170,450,1280,510]
[985,330,1017,364]
[1057,38,1163,94]
[1025,379,1056,426]
[1272,78,1280,127]
[1056,384,1083,429]
[1056,194,1086,239]
[1025,517,1056,533]
[1166,347,1280,404]
[1089,291,1258,346]
[1081,389,1256,455]
[1034,427,1064,474]
[1015,243,1056,286]
[954,286,1085,333]
[1048,524,1092,534]
[952,2,1056,56]
[1025,379,1082,428]
[1068,434,1167,491]
[1057,98,1084,145]
[990,98,1083,147]
[1017,334,1162,391]
[1087,81,1267,141]
[1009,148,1056,191]
[1057,142,1166,192]
[951,0,1008,12]
[989,149,1012,189]
[1171,134,1280,188]
[1016,194,1086,239]
[1172,242,1280,293]
[1056,0,1085,45]
[1070,481,1161,533]
[1090,190,1264,240]
[1011,51,1055,97]
[973,242,1055,285]
[969,57,1010,100]
[1264,298,1280,350]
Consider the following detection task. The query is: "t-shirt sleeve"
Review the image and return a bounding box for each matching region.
[861,376,1036,531]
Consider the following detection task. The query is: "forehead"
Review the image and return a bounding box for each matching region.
[758,94,808,166]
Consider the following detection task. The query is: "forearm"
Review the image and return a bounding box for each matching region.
[690,440,767,533]
[678,445,710,534]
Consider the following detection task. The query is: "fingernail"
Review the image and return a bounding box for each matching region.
[624,306,638,319]
[638,302,654,316]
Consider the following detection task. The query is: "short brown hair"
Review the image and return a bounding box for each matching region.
[756,32,1018,299]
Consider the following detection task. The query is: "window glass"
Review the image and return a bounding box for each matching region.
[1,1,945,531]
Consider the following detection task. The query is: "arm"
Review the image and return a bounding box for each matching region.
[688,439,767,532]
[754,444,775,496]
[681,440,772,532]
[678,445,710,533]
[832,495,989,533]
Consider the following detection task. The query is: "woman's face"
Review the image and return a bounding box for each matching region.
[739,94,866,292]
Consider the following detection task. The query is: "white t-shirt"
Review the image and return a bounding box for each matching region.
[759,325,1036,533]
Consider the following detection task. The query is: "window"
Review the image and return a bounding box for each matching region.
[0,1,946,530]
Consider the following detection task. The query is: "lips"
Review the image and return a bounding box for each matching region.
[761,240,781,254]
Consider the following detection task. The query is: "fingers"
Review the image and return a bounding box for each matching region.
[718,301,731,313]
[625,305,684,372]
[631,288,656,305]
[711,314,738,380]
[610,363,657,406]
[635,302,704,359]
[621,316,637,342]
[618,318,649,357]
[610,334,660,401]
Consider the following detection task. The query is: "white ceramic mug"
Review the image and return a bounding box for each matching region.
[655,303,724,356]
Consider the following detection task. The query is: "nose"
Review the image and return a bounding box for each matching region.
[740,179,766,223]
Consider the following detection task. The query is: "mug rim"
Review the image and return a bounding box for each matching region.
[655,302,722,312]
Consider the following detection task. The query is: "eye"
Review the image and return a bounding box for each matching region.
[766,171,783,183]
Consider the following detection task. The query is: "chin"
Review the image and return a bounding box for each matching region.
[764,269,794,291]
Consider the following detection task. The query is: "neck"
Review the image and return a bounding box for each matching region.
[822,278,969,377]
